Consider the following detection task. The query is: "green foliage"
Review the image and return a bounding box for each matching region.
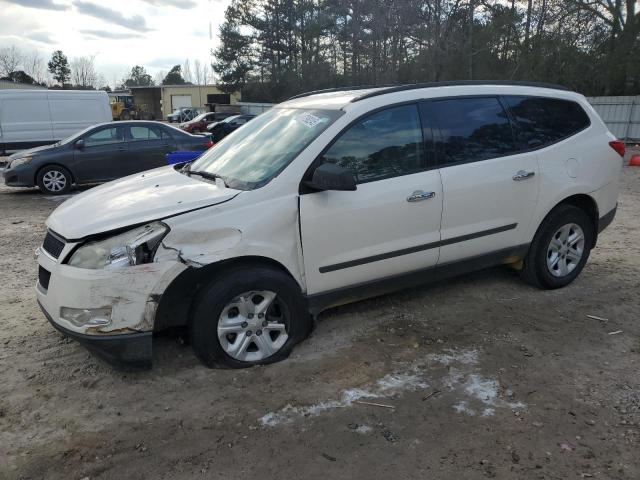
[123,65,154,88]
[212,0,640,101]
[162,65,187,85]
[47,50,70,86]
[0,70,37,85]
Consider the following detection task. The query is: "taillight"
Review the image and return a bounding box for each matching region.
[609,140,625,157]
[203,140,214,149]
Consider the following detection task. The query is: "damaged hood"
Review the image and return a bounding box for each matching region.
[47,166,241,240]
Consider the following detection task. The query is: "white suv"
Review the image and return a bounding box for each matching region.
[36,82,623,370]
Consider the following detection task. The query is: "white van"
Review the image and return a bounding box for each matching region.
[0,89,111,153]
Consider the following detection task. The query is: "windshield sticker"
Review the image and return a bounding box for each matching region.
[296,113,328,128]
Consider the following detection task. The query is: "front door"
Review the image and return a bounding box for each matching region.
[424,97,540,264]
[73,125,128,182]
[300,103,443,295]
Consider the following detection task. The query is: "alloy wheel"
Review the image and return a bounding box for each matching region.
[42,170,67,193]
[546,223,585,277]
[217,290,290,362]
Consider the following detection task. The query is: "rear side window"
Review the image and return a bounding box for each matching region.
[430,97,515,165]
[321,104,425,183]
[503,96,590,149]
[129,126,162,141]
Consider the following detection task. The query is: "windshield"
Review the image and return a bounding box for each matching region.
[188,108,343,190]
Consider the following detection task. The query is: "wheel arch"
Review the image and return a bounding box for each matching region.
[539,193,599,248]
[35,163,75,186]
[153,255,302,332]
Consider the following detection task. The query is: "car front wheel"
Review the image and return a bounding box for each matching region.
[190,266,312,368]
[520,204,594,289]
[36,165,72,195]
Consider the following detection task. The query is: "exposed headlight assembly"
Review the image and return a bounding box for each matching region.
[9,156,32,168]
[68,222,169,270]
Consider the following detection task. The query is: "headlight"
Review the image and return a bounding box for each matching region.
[10,156,32,168]
[68,222,169,270]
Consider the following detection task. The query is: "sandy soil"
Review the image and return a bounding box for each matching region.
[0,156,639,480]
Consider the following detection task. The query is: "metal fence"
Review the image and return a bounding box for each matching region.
[237,102,275,115]
[587,96,640,142]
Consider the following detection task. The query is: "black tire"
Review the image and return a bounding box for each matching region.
[120,109,131,120]
[36,165,72,195]
[519,204,594,289]
[190,266,312,368]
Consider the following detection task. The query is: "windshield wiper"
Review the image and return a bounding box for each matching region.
[187,169,228,187]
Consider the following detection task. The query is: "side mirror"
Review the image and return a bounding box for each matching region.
[305,163,357,192]
[74,139,85,150]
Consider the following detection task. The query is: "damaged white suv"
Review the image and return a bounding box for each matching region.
[36,82,623,369]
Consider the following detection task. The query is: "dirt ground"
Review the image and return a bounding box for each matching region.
[1,155,639,480]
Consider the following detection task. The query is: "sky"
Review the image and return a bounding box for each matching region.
[0,0,231,87]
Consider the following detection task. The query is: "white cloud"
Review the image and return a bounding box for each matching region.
[2,0,69,10]
[0,0,231,87]
[74,1,152,31]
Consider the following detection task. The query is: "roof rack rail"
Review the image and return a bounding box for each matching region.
[287,84,397,101]
[351,80,570,102]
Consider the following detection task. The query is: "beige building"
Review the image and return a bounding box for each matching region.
[131,84,241,120]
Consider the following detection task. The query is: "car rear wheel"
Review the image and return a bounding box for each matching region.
[519,204,594,289]
[190,266,312,368]
[37,165,72,195]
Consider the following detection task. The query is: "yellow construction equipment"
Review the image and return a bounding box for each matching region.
[109,93,154,121]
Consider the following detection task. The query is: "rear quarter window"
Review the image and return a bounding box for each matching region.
[503,96,590,149]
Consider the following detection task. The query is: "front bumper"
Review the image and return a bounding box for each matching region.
[36,239,186,369]
[39,300,153,370]
[2,164,35,187]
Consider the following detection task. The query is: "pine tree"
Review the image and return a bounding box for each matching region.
[47,50,70,86]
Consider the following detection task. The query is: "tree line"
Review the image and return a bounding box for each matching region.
[0,46,214,91]
[213,0,639,101]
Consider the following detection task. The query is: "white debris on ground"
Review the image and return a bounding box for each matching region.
[260,348,526,426]
[354,425,373,434]
[260,372,429,427]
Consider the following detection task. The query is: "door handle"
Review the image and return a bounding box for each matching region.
[116,146,126,151]
[513,170,535,181]
[407,190,436,202]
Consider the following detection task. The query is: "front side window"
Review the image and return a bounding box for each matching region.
[188,108,343,190]
[129,126,161,141]
[431,97,515,165]
[320,104,425,183]
[504,96,590,148]
[84,127,124,146]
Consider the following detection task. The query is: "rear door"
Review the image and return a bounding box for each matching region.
[425,96,539,264]
[300,103,443,294]
[125,124,175,174]
[73,125,128,182]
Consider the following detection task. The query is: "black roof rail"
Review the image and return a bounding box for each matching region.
[351,80,570,102]
[286,84,397,101]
